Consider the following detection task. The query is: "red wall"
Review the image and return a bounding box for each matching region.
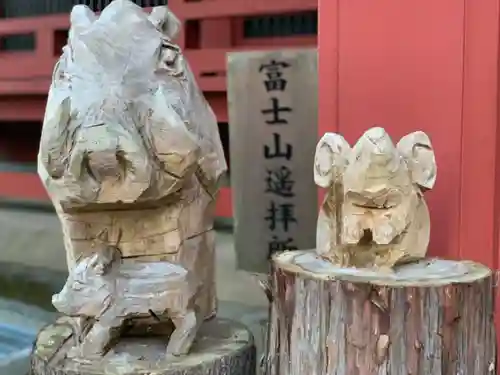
[0,0,317,218]
[319,0,500,267]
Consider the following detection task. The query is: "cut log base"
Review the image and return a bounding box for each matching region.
[265,250,496,375]
[31,317,256,375]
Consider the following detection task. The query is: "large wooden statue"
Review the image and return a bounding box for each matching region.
[265,127,496,375]
[31,2,255,374]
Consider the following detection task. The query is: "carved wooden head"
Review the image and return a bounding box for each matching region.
[38,0,227,210]
[314,127,437,205]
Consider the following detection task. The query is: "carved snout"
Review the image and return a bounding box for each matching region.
[396,131,437,190]
[68,122,150,186]
[70,5,96,29]
[69,146,132,183]
[81,150,128,182]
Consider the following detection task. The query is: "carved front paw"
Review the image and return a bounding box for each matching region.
[342,216,363,244]
[166,310,199,356]
[372,222,397,245]
[75,324,111,358]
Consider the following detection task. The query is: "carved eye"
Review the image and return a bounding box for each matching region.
[157,39,184,77]
[72,281,84,291]
[162,47,177,67]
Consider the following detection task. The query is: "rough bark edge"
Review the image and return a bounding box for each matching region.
[31,346,256,375]
[264,260,496,375]
[30,319,256,375]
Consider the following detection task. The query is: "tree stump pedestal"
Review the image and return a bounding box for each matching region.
[265,250,496,375]
[31,317,256,375]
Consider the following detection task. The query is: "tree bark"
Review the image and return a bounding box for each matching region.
[31,317,256,375]
[265,250,496,375]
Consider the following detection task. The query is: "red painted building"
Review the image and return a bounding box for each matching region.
[0,0,317,218]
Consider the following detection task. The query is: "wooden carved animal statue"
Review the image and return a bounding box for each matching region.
[37,0,227,323]
[314,127,437,268]
[52,231,201,358]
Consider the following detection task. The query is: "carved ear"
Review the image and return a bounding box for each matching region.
[397,131,437,190]
[96,228,109,243]
[314,133,351,188]
[88,252,104,273]
[89,250,114,276]
[149,6,181,40]
[89,230,119,276]
[70,5,96,31]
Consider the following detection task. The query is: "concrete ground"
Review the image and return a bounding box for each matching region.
[0,207,269,373]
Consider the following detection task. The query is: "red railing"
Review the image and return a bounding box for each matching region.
[177,0,316,19]
[0,0,318,217]
[0,0,317,93]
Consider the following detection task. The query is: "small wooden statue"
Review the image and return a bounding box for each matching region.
[314,126,437,268]
[266,127,495,375]
[37,0,227,359]
[51,229,201,359]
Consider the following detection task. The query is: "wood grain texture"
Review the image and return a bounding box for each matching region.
[314,127,437,269]
[265,250,496,375]
[37,0,228,327]
[51,239,204,359]
[31,317,256,375]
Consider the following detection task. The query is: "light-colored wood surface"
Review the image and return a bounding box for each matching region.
[31,317,256,375]
[265,250,495,375]
[35,0,228,360]
[314,127,437,269]
[51,235,203,358]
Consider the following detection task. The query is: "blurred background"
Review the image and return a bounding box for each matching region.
[0,0,317,217]
[0,1,319,373]
[2,0,499,373]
